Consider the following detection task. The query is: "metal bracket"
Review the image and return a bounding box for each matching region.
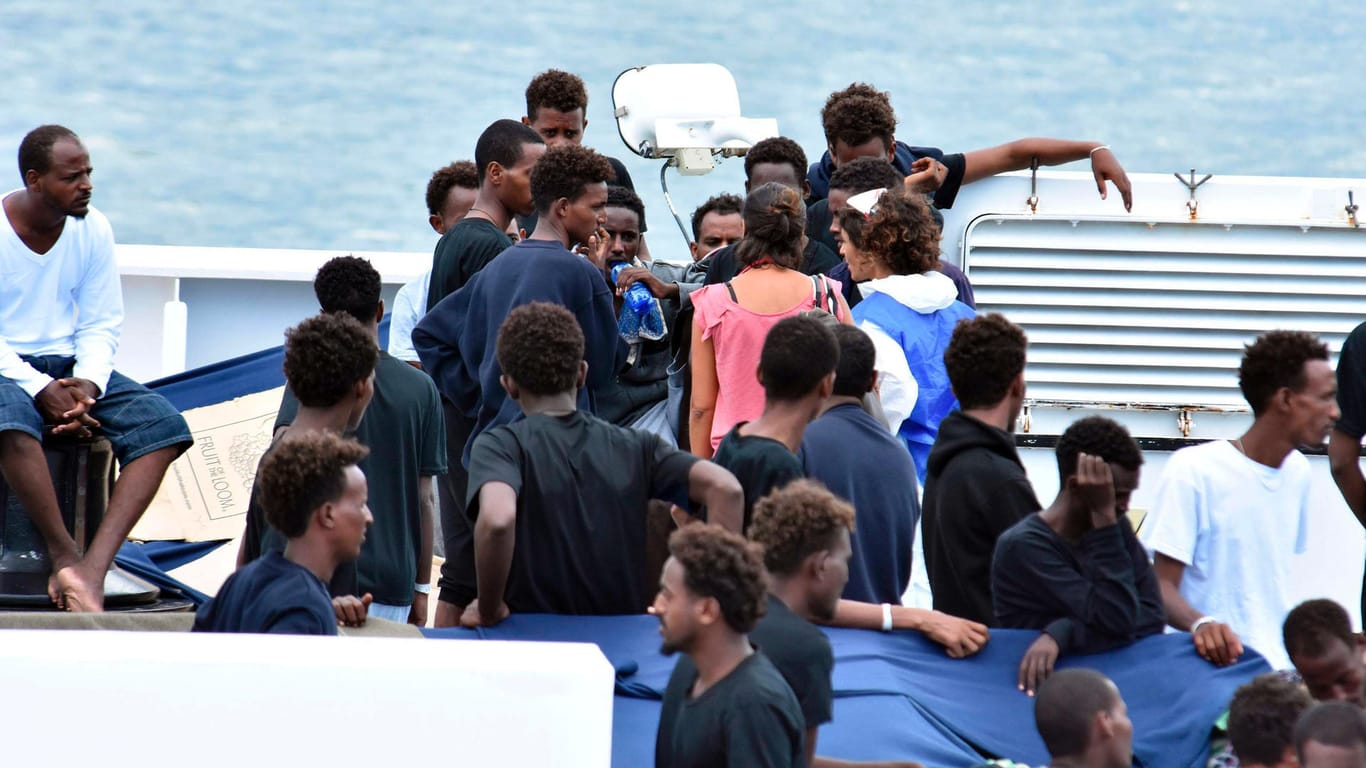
[1019,403,1033,434]
[1177,409,1194,437]
[1347,190,1359,229]
[1174,169,1213,221]
[1026,157,1040,214]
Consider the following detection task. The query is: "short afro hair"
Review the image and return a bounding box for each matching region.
[1295,702,1366,758]
[1034,669,1121,758]
[1238,330,1330,415]
[1055,416,1144,482]
[759,315,839,402]
[525,69,588,118]
[475,119,545,184]
[1228,674,1313,765]
[829,156,904,195]
[283,312,378,408]
[530,144,615,214]
[852,188,941,275]
[822,85,897,150]
[734,182,806,269]
[426,160,478,217]
[750,479,855,577]
[1284,598,1357,662]
[496,302,585,397]
[831,324,877,398]
[690,193,744,241]
[668,524,768,634]
[606,185,646,233]
[743,136,808,187]
[256,431,369,539]
[18,124,80,181]
[944,313,1028,409]
[314,255,381,324]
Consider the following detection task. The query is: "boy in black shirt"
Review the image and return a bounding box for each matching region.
[992,416,1163,696]
[463,303,742,626]
[712,315,837,528]
[196,432,370,635]
[653,524,805,768]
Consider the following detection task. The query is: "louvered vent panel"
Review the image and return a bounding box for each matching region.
[963,217,1364,410]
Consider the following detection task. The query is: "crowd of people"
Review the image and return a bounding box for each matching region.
[4,67,1366,767]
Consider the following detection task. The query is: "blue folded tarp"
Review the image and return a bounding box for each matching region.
[426,615,1270,768]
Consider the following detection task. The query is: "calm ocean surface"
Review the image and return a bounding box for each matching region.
[2,1,1362,263]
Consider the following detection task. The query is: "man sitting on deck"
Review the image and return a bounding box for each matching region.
[196,432,370,635]
[992,416,1163,696]
[1142,331,1335,670]
[0,124,193,611]
[461,303,742,626]
[1283,599,1366,707]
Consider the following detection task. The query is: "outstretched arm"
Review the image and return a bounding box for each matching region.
[686,460,743,532]
[962,138,1132,210]
[828,600,990,658]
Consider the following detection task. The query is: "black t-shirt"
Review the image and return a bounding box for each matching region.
[750,595,835,728]
[992,514,1165,655]
[275,352,447,606]
[466,410,698,614]
[655,651,805,768]
[711,424,804,529]
[193,551,336,635]
[702,239,841,286]
[1335,319,1366,618]
[426,217,514,310]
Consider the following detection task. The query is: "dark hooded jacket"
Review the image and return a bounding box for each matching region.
[920,410,1040,625]
[806,140,965,208]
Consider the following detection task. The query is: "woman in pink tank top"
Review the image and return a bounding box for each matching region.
[688,184,853,458]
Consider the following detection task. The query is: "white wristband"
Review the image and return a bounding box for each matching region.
[880,603,894,633]
[1089,144,1112,157]
[1190,615,1217,634]
[413,583,432,595]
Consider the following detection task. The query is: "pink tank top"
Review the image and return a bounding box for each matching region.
[691,274,842,449]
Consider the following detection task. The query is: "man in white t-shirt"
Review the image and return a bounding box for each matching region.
[1,125,192,611]
[1142,330,1337,670]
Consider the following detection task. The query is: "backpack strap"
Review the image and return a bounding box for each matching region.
[725,280,738,303]
[811,275,841,320]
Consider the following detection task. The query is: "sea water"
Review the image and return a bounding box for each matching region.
[1,0,1362,263]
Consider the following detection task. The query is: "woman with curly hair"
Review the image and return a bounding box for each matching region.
[688,183,853,458]
[837,187,975,480]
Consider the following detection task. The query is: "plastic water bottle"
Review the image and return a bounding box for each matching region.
[612,263,655,316]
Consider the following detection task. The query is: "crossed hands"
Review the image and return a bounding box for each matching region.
[36,378,100,437]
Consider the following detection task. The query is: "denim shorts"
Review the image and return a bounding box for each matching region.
[0,355,193,464]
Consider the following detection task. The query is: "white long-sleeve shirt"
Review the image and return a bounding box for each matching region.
[1,193,123,397]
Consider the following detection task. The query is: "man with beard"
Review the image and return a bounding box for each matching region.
[652,524,804,768]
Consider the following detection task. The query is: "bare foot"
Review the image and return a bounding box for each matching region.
[46,551,81,607]
[52,564,104,613]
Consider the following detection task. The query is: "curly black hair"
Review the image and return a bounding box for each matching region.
[749,479,855,577]
[690,193,744,241]
[18,124,80,181]
[822,89,897,150]
[606,185,646,233]
[760,315,839,402]
[944,313,1028,409]
[734,182,806,268]
[475,119,545,184]
[743,136,808,187]
[831,324,877,398]
[496,302,585,396]
[1055,416,1144,482]
[668,524,768,634]
[530,145,615,214]
[426,160,478,217]
[829,155,905,195]
[1295,702,1366,755]
[314,255,381,324]
[1284,598,1356,661]
[856,188,941,275]
[1228,675,1313,765]
[1239,330,1330,416]
[257,431,369,539]
[525,69,588,118]
[283,312,378,408]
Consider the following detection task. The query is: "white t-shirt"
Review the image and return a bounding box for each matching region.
[0,192,122,396]
[1140,439,1310,669]
[387,272,428,363]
